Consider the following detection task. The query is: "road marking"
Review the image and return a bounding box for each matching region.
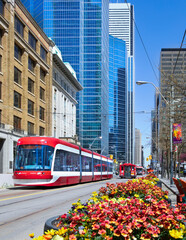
[0,184,81,202]
[0,180,111,202]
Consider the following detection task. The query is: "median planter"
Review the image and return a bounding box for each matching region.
[35,174,186,240]
[44,216,59,233]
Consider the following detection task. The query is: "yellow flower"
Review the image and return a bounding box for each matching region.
[180,223,185,231]
[44,229,56,236]
[134,194,139,198]
[29,233,35,238]
[56,227,68,235]
[169,229,183,239]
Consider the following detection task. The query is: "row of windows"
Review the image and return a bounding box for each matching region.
[54,149,112,172]
[53,71,76,98]
[15,43,47,80]
[14,67,45,100]
[13,114,44,135]
[14,91,45,120]
[14,16,47,62]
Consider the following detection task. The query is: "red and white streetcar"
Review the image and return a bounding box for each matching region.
[13,137,113,187]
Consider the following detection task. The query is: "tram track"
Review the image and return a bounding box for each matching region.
[0,178,114,204]
[0,192,90,228]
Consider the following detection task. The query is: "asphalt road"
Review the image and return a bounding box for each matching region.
[0,175,127,240]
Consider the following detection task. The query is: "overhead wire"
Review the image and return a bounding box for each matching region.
[124,0,159,83]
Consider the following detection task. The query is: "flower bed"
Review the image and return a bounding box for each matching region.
[29,174,186,240]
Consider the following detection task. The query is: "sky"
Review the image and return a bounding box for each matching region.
[129,0,186,166]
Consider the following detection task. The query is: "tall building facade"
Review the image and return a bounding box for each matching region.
[159,48,186,170]
[109,1,135,163]
[109,35,127,163]
[21,0,110,154]
[0,0,54,173]
[134,128,141,166]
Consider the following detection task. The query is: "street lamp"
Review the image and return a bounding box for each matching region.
[89,136,102,151]
[136,81,173,185]
[136,81,169,105]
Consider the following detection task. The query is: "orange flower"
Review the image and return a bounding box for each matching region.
[43,234,52,240]
[69,234,77,240]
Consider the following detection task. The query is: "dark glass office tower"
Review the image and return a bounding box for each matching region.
[21,0,109,154]
[109,35,127,163]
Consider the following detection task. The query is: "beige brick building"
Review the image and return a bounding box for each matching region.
[0,0,54,173]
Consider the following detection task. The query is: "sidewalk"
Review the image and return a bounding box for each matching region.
[158,175,186,207]
[0,174,14,189]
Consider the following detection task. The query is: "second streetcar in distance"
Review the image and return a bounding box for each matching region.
[119,163,137,179]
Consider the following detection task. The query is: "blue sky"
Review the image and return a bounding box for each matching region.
[129,0,186,166]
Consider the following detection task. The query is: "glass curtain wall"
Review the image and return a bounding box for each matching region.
[109,35,127,163]
[21,0,109,154]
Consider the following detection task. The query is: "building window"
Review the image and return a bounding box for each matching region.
[28,32,37,51]
[40,45,47,61]
[40,87,45,101]
[39,126,45,136]
[28,57,35,72]
[28,121,34,135]
[39,106,45,121]
[40,68,46,81]
[15,16,24,38]
[54,127,56,138]
[54,72,57,81]
[28,99,34,115]
[28,78,34,93]
[0,82,1,99]
[14,67,22,85]
[14,91,21,109]
[14,43,22,61]
[0,55,2,72]
[14,115,21,130]
[0,29,2,46]
[54,89,57,103]
[0,0,5,16]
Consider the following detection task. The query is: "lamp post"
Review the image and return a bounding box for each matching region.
[136,81,173,185]
[89,136,102,151]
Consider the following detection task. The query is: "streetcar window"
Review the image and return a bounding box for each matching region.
[82,155,92,172]
[14,145,54,171]
[108,161,113,172]
[94,159,101,172]
[54,150,80,171]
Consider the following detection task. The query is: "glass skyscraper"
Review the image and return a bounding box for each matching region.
[21,0,109,154]
[109,35,127,163]
[109,1,135,163]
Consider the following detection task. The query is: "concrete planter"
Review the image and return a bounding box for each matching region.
[156,180,162,188]
[44,216,60,233]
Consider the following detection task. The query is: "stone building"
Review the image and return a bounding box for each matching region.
[52,45,83,139]
[0,0,53,173]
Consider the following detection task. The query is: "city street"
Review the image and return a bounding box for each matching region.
[0,176,127,240]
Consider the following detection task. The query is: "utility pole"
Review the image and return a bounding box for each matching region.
[170,85,174,186]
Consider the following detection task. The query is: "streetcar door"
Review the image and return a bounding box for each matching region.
[124,166,131,178]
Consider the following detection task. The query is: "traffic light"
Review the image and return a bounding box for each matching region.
[110,154,113,159]
[149,155,152,160]
[146,157,149,161]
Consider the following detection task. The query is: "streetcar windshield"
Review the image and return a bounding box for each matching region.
[14,145,54,171]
